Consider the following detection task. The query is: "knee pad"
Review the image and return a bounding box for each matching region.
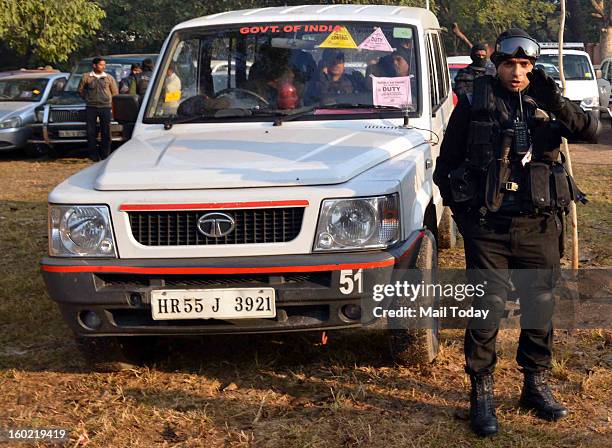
[520,292,554,329]
[470,294,506,329]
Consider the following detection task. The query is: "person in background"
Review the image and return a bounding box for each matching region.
[119,63,142,94]
[77,56,118,161]
[454,42,496,96]
[161,63,182,115]
[304,49,358,105]
[136,58,155,96]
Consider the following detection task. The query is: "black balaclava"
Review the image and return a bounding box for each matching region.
[470,42,488,67]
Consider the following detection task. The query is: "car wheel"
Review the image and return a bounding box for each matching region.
[24,143,49,158]
[437,206,457,249]
[75,335,160,372]
[389,230,440,365]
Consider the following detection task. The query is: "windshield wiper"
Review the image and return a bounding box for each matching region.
[275,103,407,126]
[163,107,290,130]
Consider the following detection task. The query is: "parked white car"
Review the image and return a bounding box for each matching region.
[42,4,456,369]
[538,49,601,118]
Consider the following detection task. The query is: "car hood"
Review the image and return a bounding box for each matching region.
[0,102,34,120]
[94,124,426,190]
[47,93,83,106]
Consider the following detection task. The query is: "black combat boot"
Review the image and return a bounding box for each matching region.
[520,371,568,421]
[469,374,499,436]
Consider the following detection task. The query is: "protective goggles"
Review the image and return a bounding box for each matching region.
[495,36,540,59]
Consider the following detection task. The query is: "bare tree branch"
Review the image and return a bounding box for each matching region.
[451,22,472,49]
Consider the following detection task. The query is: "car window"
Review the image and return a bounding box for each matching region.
[426,33,438,108]
[49,77,67,98]
[145,22,420,121]
[0,78,49,102]
[431,32,448,104]
[537,54,594,80]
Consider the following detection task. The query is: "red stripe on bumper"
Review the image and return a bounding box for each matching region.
[40,232,425,275]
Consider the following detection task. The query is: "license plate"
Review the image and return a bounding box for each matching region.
[150,288,276,320]
[58,130,86,138]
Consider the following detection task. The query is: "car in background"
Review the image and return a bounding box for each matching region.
[538,49,600,119]
[28,54,157,157]
[0,72,69,157]
[0,68,60,79]
[446,55,470,91]
[599,56,612,107]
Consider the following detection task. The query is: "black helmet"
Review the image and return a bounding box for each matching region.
[491,28,540,67]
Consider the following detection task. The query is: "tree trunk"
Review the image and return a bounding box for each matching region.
[602,26,612,60]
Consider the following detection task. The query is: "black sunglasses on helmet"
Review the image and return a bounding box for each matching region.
[495,36,540,59]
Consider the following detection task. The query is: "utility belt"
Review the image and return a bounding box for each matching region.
[448,155,586,215]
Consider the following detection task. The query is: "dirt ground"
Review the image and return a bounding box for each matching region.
[0,129,610,447]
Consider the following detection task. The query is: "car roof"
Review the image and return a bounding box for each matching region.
[447,55,472,64]
[78,54,158,64]
[0,72,70,81]
[540,49,590,57]
[175,4,440,31]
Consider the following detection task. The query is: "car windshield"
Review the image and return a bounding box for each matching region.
[0,78,48,102]
[144,21,419,121]
[537,54,594,81]
[64,62,133,92]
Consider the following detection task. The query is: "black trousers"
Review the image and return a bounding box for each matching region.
[455,212,562,375]
[86,106,112,160]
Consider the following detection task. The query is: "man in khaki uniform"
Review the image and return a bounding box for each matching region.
[78,57,118,161]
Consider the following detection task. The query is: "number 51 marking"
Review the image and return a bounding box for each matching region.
[339,269,363,295]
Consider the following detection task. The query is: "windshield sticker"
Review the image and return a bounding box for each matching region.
[372,76,412,107]
[20,91,33,98]
[584,72,592,78]
[240,24,343,35]
[393,27,413,39]
[319,26,358,49]
[358,27,393,52]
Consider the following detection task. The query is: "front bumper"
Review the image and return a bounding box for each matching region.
[0,126,30,151]
[41,232,425,336]
[28,122,125,145]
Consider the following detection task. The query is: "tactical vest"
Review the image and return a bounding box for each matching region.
[449,75,585,215]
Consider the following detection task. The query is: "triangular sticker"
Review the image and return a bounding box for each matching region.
[319,26,358,49]
[358,28,393,52]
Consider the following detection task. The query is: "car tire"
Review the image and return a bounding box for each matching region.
[24,143,49,159]
[389,229,440,365]
[75,335,159,372]
[437,206,457,249]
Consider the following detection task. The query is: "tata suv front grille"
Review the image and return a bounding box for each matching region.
[50,109,86,123]
[127,208,305,246]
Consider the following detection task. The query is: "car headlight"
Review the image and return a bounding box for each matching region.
[314,194,400,251]
[49,205,117,257]
[0,116,22,129]
[35,109,44,122]
[581,96,599,107]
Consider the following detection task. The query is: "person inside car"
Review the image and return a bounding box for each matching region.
[304,49,363,105]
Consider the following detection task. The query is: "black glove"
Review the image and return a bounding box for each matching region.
[527,68,565,112]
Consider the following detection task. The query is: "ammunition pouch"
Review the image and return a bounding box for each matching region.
[527,162,551,210]
[531,121,562,162]
[449,165,478,203]
[467,121,498,170]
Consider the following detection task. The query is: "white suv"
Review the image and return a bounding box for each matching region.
[42,5,455,368]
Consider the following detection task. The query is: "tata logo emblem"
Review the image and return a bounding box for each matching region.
[197,212,236,238]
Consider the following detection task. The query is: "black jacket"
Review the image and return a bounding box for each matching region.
[433,76,598,214]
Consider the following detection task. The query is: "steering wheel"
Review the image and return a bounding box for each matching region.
[214,88,269,107]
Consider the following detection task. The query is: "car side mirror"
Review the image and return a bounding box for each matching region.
[112,94,140,123]
[595,69,603,79]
